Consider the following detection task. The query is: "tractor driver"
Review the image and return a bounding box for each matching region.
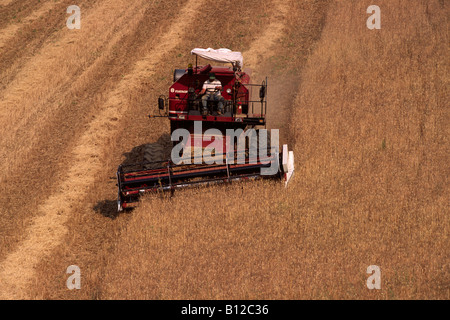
[199,72,225,115]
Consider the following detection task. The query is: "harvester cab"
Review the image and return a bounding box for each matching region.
[116,48,295,211]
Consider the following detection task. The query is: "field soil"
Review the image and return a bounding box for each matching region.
[0,0,448,299]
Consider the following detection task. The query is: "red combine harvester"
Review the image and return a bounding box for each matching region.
[116,48,294,211]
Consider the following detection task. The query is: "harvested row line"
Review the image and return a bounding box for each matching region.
[0,0,58,48]
[0,0,150,298]
[0,0,140,180]
[0,0,206,300]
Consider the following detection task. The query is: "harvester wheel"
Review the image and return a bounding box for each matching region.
[143,135,173,169]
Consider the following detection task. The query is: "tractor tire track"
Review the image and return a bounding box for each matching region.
[0,0,206,300]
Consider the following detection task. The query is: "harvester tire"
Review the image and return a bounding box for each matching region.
[143,135,173,169]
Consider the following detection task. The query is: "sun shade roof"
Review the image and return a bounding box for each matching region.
[191,48,243,69]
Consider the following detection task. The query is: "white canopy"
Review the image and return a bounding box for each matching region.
[191,48,243,69]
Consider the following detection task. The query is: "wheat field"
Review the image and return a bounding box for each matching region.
[0,0,448,300]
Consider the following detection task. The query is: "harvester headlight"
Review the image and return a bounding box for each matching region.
[226,88,232,94]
